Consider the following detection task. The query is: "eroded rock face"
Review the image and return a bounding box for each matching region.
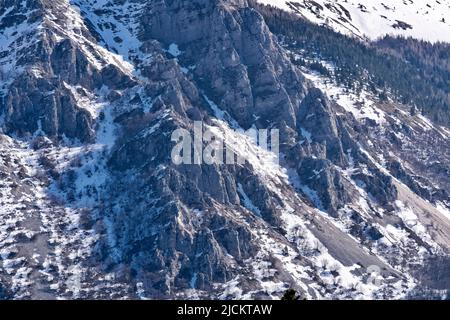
[142,0,307,129]
[0,0,136,142]
[50,38,99,89]
[103,42,287,293]
[99,0,408,296]
[0,0,449,300]
[3,72,95,142]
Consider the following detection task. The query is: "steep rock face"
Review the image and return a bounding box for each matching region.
[143,0,307,130]
[3,71,94,142]
[102,41,289,295]
[0,0,449,300]
[0,0,135,142]
[296,88,347,164]
[98,0,416,298]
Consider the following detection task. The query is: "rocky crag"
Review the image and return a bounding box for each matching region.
[0,0,449,299]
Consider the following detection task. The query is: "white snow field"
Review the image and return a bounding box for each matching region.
[258,0,450,43]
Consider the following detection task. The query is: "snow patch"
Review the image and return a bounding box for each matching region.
[260,0,450,43]
[168,43,182,57]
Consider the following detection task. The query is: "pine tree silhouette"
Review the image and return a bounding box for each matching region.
[281,289,299,301]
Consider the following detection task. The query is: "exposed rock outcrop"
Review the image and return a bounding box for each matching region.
[0,0,449,300]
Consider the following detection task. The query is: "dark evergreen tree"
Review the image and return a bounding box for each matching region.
[281,289,299,301]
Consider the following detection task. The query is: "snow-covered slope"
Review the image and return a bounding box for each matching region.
[258,0,450,42]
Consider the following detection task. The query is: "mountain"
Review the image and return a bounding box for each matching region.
[259,0,450,43]
[0,0,449,300]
